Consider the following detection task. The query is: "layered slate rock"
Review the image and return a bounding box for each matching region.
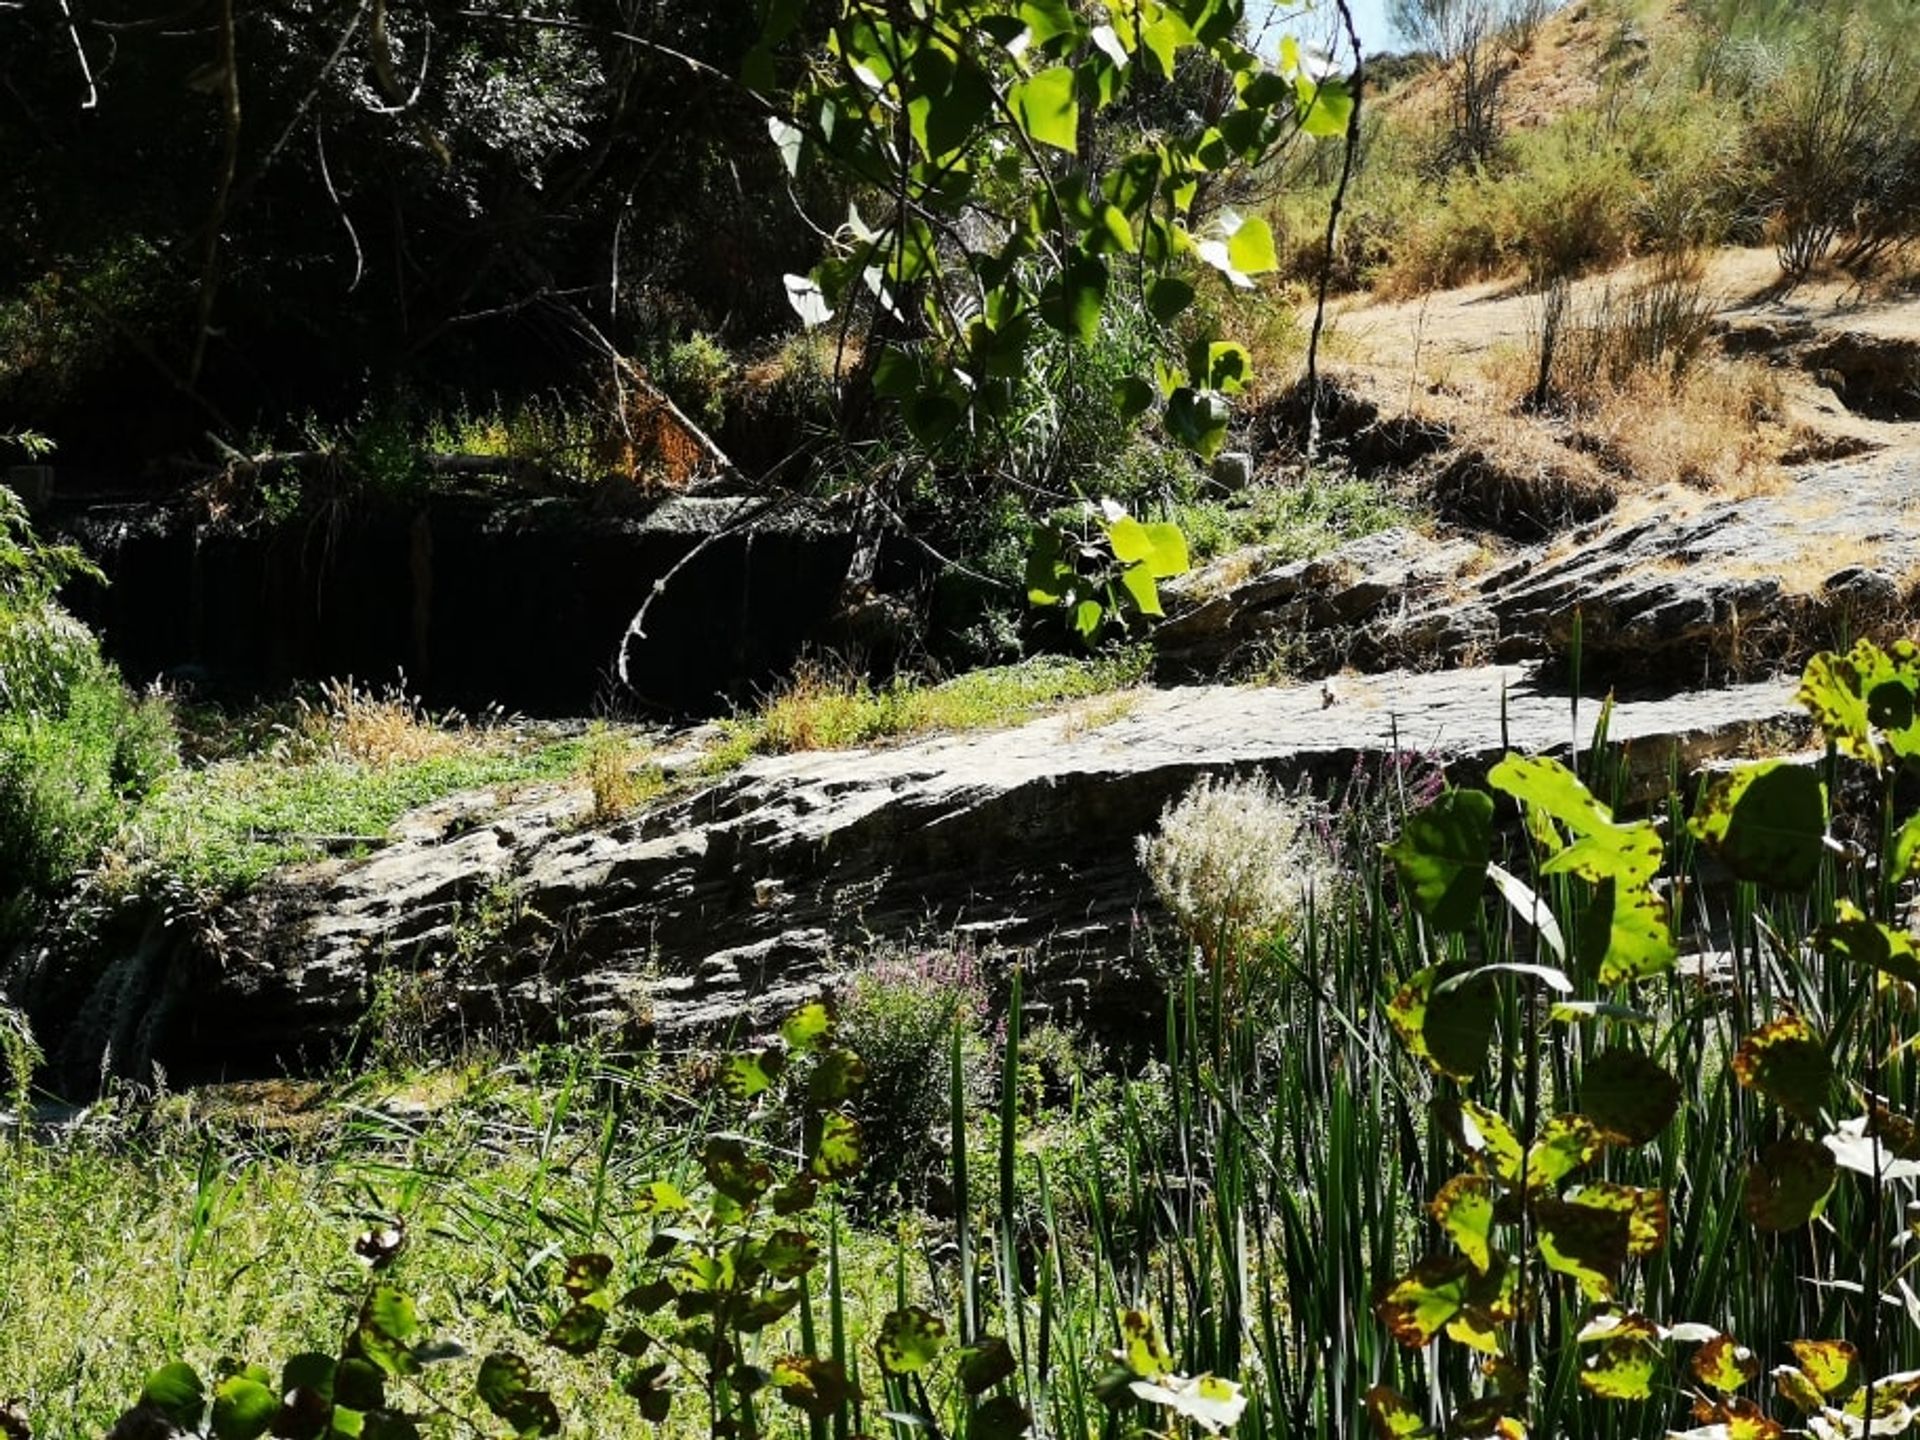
[1482,453,1920,678]
[14,665,1804,1088]
[1154,527,1492,678]
[1156,451,1920,687]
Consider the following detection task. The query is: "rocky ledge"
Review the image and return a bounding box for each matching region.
[1156,451,1920,685]
[12,664,1805,1090]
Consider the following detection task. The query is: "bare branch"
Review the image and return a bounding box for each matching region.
[53,0,98,108]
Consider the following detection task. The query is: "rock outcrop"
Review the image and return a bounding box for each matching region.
[12,665,1806,1089]
[1155,452,1920,687]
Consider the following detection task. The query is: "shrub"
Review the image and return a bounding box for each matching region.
[835,946,991,1208]
[1729,4,1920,279]
[0,492,175,935]
[653,330,735,435]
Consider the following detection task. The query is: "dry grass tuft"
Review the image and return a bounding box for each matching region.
[579,724,664,824]
[292,677,462,766]
[1574,361,1794,494]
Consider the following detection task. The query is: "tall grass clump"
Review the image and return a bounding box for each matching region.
[1510,258,1787,487]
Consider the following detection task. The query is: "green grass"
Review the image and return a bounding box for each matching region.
[113,735,587,900]
[1175,469,1419,564]
[705,651,1153,769]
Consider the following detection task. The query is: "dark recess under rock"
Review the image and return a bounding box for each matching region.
[53,491,862,717]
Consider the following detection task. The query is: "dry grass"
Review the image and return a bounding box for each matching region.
[1574,362,1794,492]
[1057,690,1144,739]
[291,677,463,766]
[579,724,665,824]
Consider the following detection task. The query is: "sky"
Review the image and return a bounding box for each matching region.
[1246,0,1401,67]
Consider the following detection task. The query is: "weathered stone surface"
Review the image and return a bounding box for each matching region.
[1155,526,1490,677]
[14,664,1806,1089]
[1161,452,1920,686]
[1483,454,1920,678]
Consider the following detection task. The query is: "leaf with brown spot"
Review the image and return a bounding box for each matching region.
[1788,1341,1860,1397]
[1733,1016,1833,1122]
[1364,1385,1432,1439]
[1431,1174,1496,1272]
[1580,1335,1660,1400]
[1374,1257,1472,1348]
[1773,1366,1826,1414]
[1534,1197,1629,1301]
[1819,900,1920,989]
[1570,1183,1669,1256]
[1526,1114,1604,1194]
[1744,1138,1838,1231]
[1694,1335,1763,1392]
[1582,1050,1682,1146]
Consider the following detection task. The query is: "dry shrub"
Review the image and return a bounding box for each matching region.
[292,677,459,766]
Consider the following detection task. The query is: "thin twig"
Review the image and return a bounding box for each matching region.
[1305,0,1365,464]
[314,122,365,292]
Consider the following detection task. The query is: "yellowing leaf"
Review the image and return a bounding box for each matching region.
[1798,647,1882,765]
[1581,1334,1660,1400]
[810,1111,862,1180]
[877,1307,948,1375]
[1576,876,1677,985]
[1432,1174,1496,1272]
[1117,1308,1174,1380]
[1375,1257,1471,1348]
[1789,1341,1861,1397]
[1456,1101,1526,1182]
[1528,1114,1604,1194]
[1488,754,1616,838]
[1694,1335,1763,1393]
[1365,1384,1434,1439]
[1818,901,1920,990]
[721,1047,786,1100]
[781,1001,833,1054]
[1774,1365,1827,1414]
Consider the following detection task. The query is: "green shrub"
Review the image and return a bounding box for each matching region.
[653,331,735,435]
[835,947,992,1208]
[0,492,174,935]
